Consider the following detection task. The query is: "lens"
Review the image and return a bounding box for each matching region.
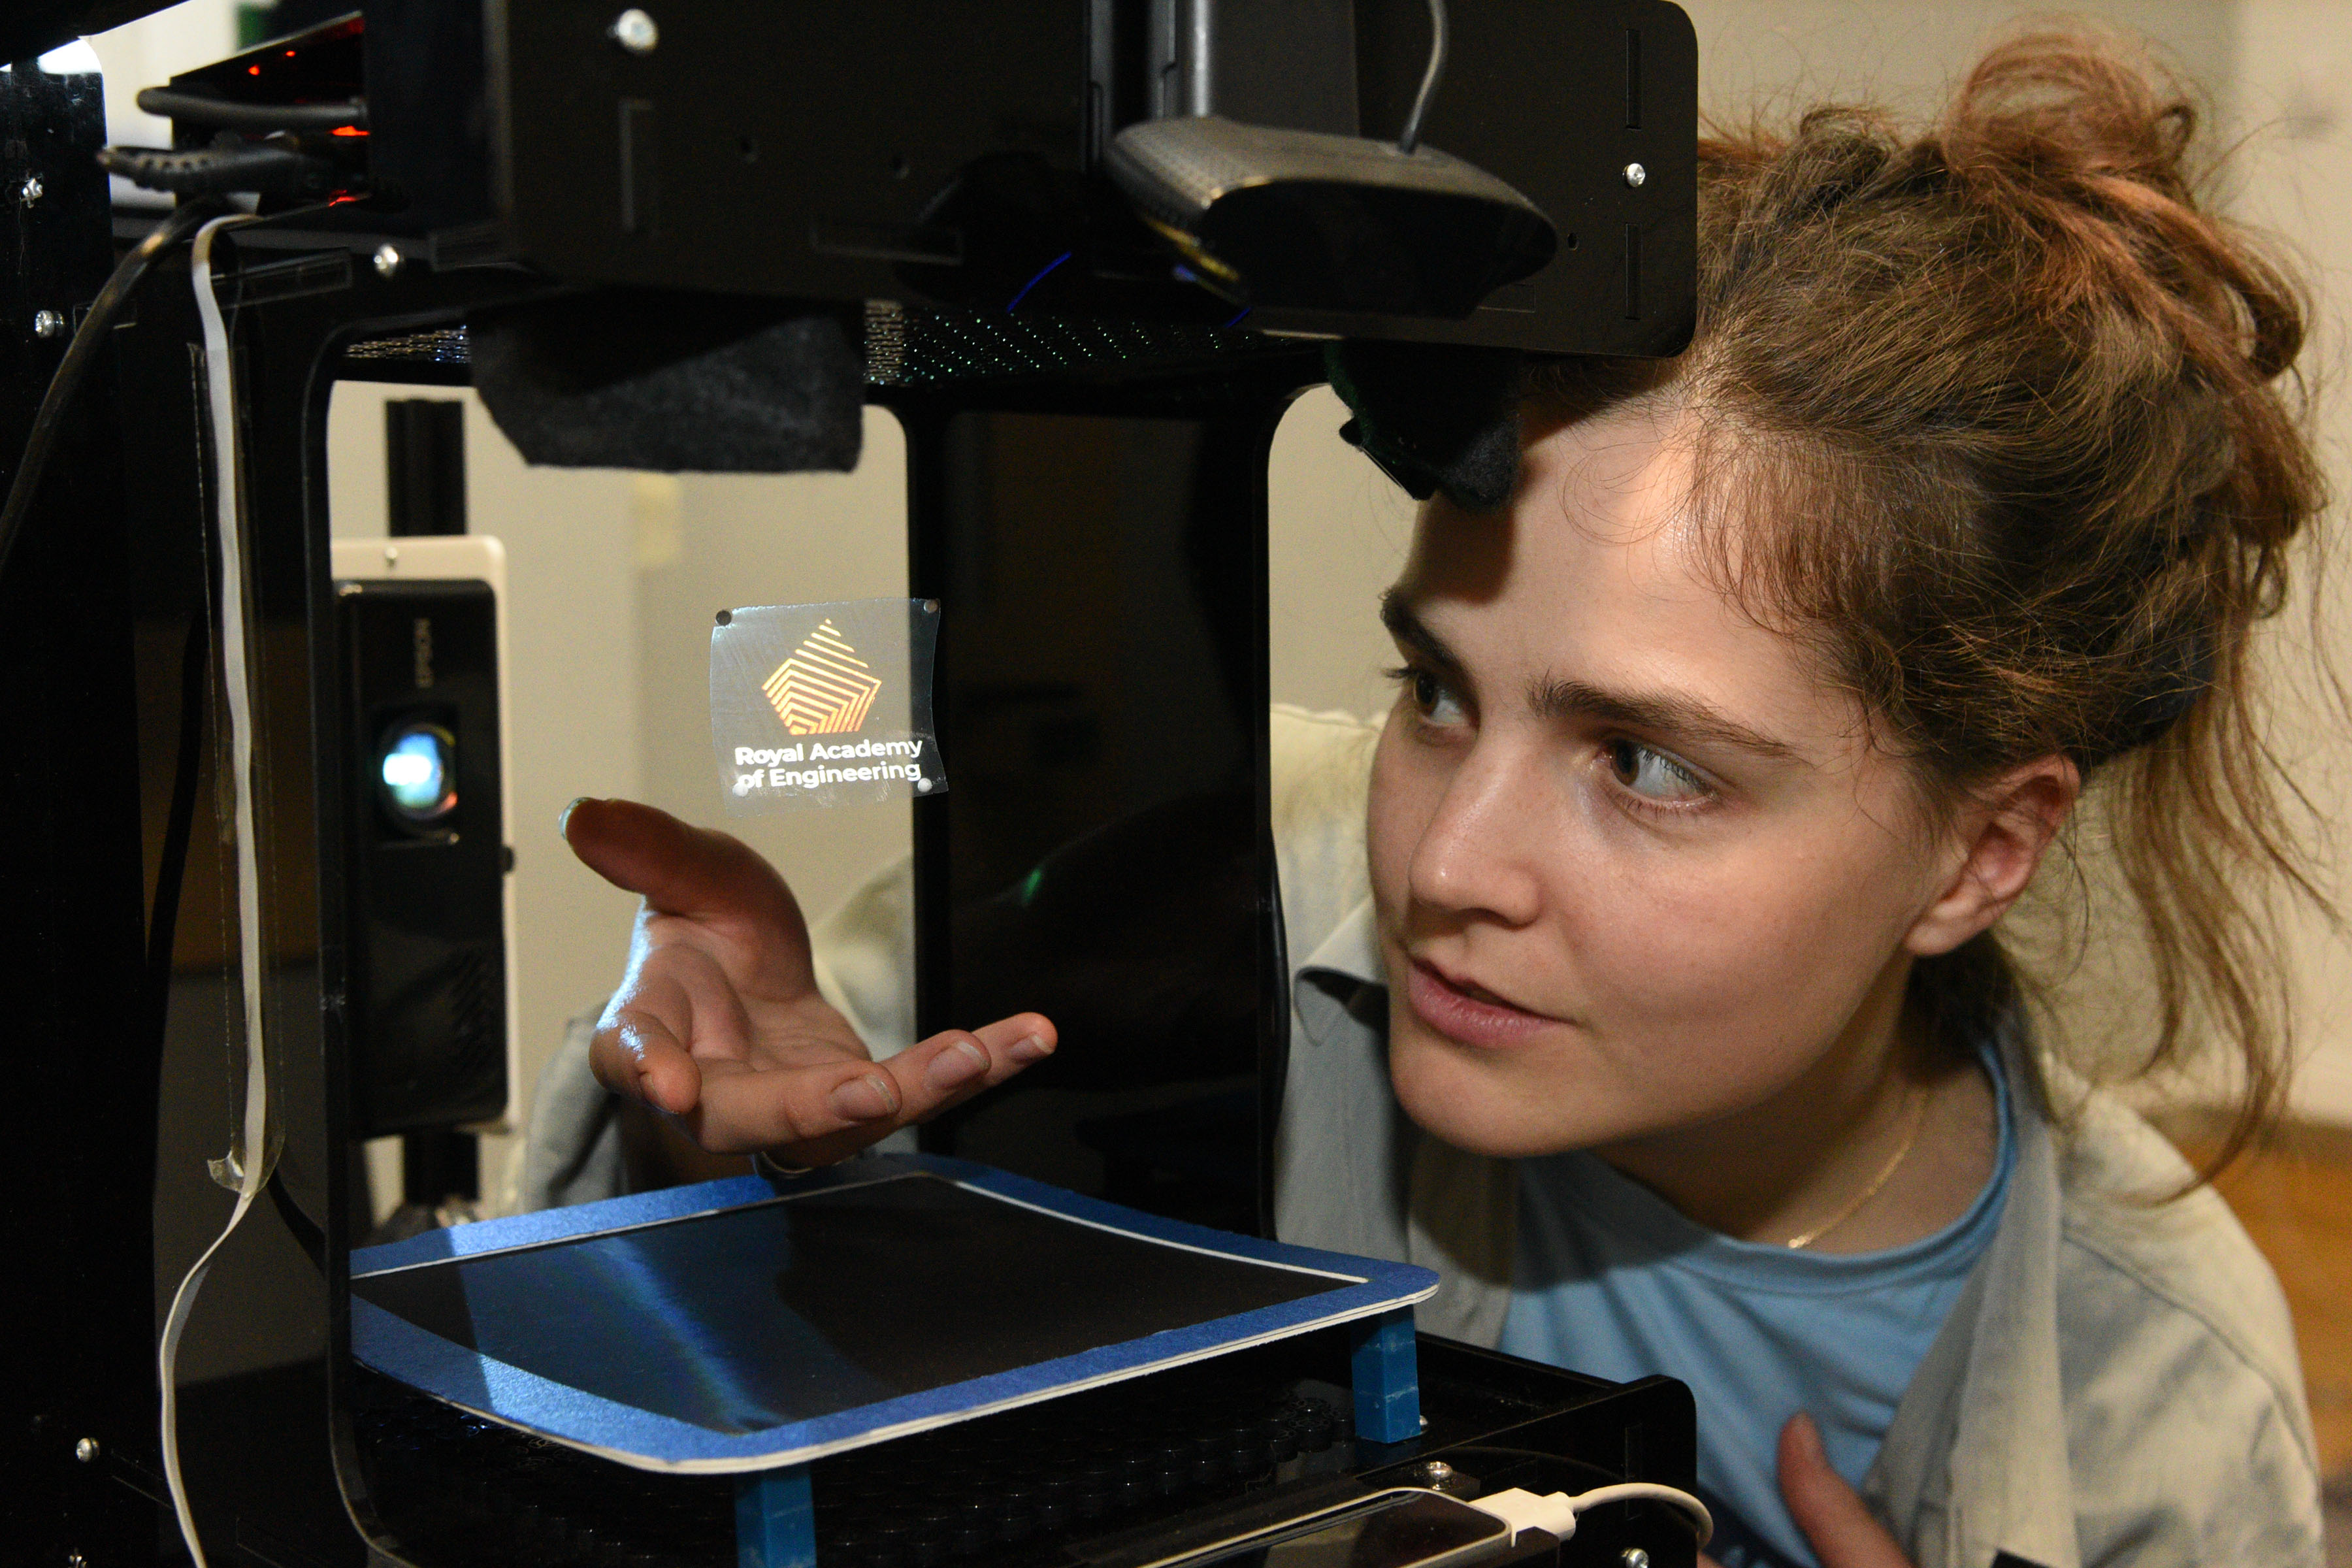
[380,723,457,824]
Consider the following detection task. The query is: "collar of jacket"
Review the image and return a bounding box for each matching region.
[1862,1020,2074,1568]
[1285,896,2077,1568]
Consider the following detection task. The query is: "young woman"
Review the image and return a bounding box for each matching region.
[544,35,2327,1568]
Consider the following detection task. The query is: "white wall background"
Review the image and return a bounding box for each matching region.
[90,2,2352,1180]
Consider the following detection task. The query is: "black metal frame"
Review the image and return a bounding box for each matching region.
[5,3,1705,1559]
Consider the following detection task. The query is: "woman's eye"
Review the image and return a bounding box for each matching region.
[1606,738,1708,802]
[1408,670,1469,727]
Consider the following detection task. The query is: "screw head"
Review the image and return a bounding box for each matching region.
[1619,1550,1650,1568]
[31,309,63,339]
[610,8,659,52]
[1411,1460,1456,1486]
[19,174,42,204]
[371,243,404,280]
[73,1437,97,1462]
[1622,162,1647,189]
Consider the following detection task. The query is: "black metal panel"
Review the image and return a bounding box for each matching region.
[120,3,1695,353]
[467,0,1693,354]
[364,0,497,236]
[0,55,159,1568]
[492,0,1099,302]
[1339,0,1698,351]
[892,352,1309,1238]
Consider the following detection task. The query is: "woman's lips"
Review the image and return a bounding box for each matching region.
[1404,958,1561,1049]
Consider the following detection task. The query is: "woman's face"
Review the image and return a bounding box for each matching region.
[1367,404,1966,1158]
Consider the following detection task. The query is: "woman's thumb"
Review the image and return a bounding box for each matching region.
[1778,1414,1913,1568]
[563,796,796,928]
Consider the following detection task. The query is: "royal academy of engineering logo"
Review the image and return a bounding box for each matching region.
[761,619,883,736]
[712,598,939,811]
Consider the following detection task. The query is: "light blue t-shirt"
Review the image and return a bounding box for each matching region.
[1497,1049,2015,1568]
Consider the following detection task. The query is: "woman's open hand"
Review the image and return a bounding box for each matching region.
[562,797,1055,1169]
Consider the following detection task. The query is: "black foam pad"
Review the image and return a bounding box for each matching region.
[471,290,863,474]
[1325,340,1523,514]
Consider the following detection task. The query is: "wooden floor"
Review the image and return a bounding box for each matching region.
[2212,1147,2352,1474]
[2187,1130,2352,1561]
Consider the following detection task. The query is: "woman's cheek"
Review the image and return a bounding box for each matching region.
[1385,838,1867,1154]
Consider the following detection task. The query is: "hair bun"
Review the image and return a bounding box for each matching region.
[1933,34,2306,387]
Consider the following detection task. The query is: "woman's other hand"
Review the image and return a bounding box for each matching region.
[562,797,1055,1169]
[1700,1413,1915,1568]
[1777,1413,1910,1567]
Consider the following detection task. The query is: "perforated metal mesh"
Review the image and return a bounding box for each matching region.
[862,299,1265,387]
[338,306,1266,387]
[344,327,471,365]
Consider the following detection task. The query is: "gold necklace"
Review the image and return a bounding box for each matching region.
[1782,1090,1929,1250]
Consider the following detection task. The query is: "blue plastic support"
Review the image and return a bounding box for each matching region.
[1348,1306,1422,1444]
[736,1464,815,1568]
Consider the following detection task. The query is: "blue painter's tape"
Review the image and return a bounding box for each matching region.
[353,1171,782,1275]
[350,1152,1438,1473]
[736,1465,813,1568]
[1348,1307,1422,1445]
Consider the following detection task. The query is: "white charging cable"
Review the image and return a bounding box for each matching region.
[1467,1482,1714,1550]
[156,210,263,1568]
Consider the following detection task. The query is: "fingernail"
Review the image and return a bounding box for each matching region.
[557,796,591,835]
[1009,1034,1051,1064]
[1793,1412,1823,1458]
[926,1038,988,1091]
[829,1074,896,1121]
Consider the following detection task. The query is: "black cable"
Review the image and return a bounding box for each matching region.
[146,609,209,1043]
[135,87,367,131]
[1396,0,1449,155]
[0,198,225,585]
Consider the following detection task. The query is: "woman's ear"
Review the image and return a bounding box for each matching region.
[1904,755,2081,958]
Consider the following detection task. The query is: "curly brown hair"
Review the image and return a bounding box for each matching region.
[1528,33,2332,1177]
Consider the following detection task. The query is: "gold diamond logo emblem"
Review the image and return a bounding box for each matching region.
[762,619,883,736]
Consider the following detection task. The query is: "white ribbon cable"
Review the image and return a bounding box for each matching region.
[158,211,263,1568]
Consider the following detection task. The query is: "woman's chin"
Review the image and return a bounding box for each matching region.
[1388,1025,1613,1158]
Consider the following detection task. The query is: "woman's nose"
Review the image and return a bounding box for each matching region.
[1406,743,1546,928]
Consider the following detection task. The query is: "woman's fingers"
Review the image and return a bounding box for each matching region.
[887,1013,1058,1113]
[691,1012,1060,1161]
[1778,1414,1914,1568]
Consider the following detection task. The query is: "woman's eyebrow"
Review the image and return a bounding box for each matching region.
[1531,676,1798,760]
[1378,592,1469,681]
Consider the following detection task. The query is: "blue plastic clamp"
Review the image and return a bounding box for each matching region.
[1348,1306,1422,1444]
[736,1463,815,1568]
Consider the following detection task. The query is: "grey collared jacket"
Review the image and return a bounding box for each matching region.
[516,705,2322,1568]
